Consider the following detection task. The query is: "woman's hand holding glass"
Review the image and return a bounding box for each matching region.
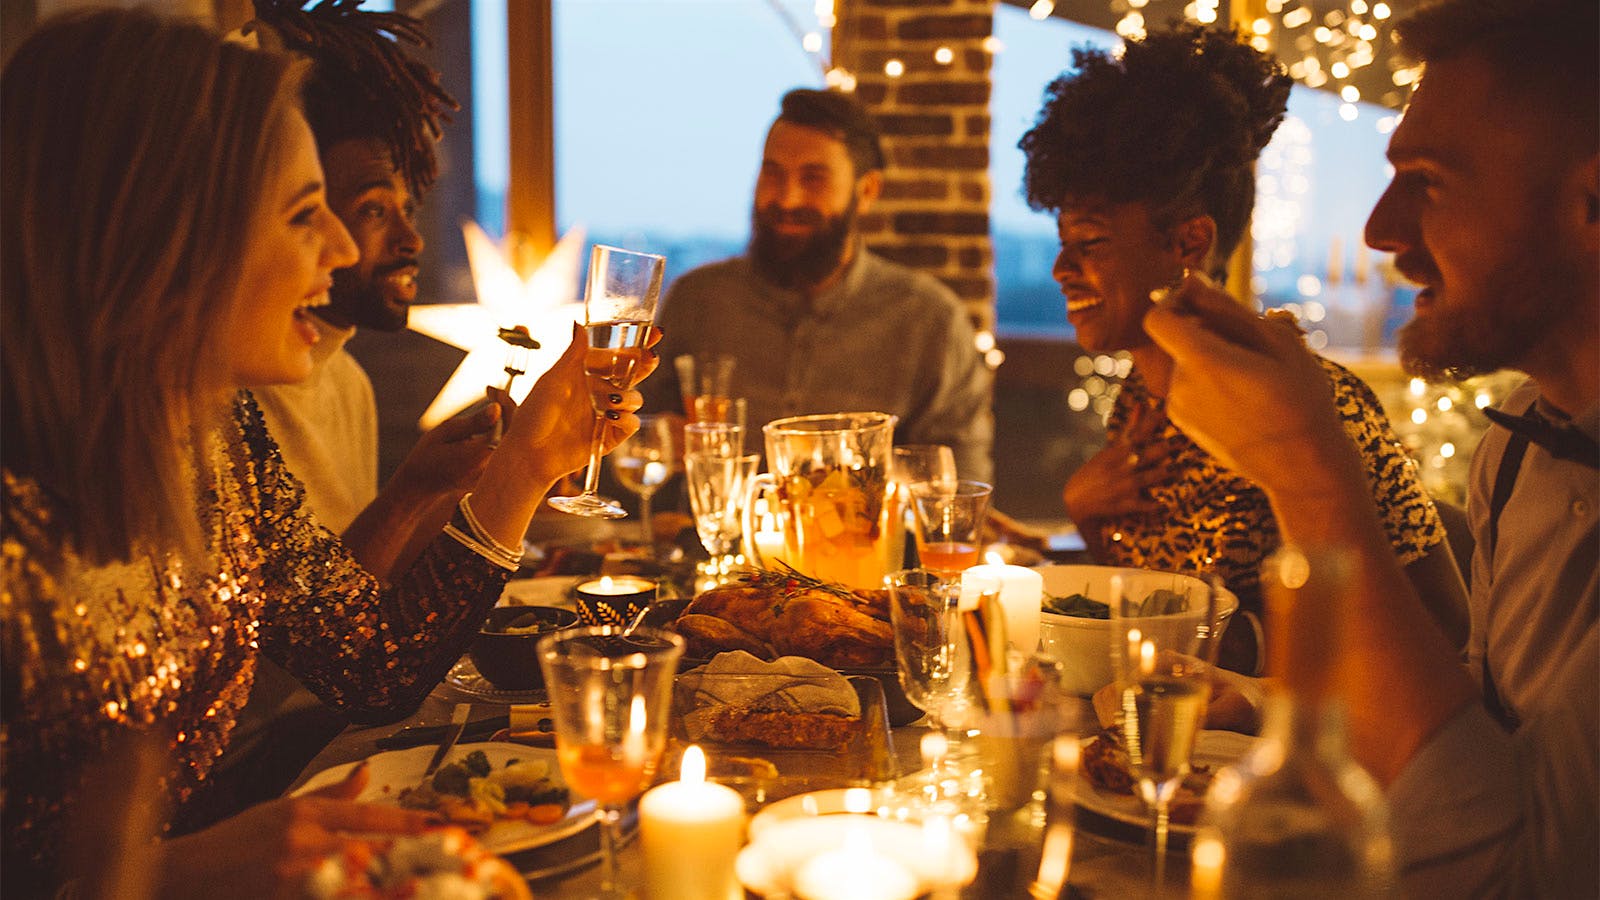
[550,245,667,519]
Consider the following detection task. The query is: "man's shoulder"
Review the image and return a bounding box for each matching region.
[856,250,968,320]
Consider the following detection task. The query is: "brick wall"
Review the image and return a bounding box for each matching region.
[835,0,998,332]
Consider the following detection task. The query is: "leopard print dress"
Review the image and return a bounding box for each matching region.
[1095,358,1444,616]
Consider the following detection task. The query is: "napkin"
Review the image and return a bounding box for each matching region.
[677,651,861,742]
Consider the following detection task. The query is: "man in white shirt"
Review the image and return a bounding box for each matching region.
[1141,0,1597,893]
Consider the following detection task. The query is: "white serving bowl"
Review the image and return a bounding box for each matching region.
[1035,564,1237,696]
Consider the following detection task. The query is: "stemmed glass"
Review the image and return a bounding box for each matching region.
[549,244,666,519]
[610,414,680,551]
[538,625,685,899]
[1106,574,1222,892]
[685,452,761,581]
[888,568,976,776]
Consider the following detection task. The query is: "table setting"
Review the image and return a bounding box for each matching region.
[288,406,1266,900]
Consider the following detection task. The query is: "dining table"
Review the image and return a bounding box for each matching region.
[289,655,1201,899]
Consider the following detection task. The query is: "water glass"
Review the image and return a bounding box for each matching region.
[674,352,736,421]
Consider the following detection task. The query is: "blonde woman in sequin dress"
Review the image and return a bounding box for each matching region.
[0,10,651,896]
[1018,24,1469,675]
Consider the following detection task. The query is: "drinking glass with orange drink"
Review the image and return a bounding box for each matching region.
[538,626,685,898]
[907,479,992,576]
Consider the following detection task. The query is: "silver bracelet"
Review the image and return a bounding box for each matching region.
[458,493,524,563]
[443,522,522,572]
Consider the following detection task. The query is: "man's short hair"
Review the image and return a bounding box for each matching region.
[776,88,886,176]
[1396,0,1597,142]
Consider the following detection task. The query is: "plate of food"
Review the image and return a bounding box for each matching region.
[1074,728,1256,841]
[295,742,595,855]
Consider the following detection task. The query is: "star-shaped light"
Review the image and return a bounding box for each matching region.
[409,222,586,429]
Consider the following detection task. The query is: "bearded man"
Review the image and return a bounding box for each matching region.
[1138,0,1596,893]
[643,88,993,480]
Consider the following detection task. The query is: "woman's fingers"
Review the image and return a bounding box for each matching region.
[303,761,369,801]
[293,796,437,835]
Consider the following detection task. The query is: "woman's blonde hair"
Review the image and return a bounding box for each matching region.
[2,8,309,564]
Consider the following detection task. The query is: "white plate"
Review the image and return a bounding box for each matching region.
[499,576,581,609]
[1074,729,1257,835]
[294,742,596,855]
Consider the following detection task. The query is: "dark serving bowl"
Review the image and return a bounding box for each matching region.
[468,606,580,691]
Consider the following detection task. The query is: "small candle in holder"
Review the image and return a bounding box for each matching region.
[639,745,744,900]
[572,574,657,627]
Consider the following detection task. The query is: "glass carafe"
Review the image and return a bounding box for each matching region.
[1192,547,1397,899]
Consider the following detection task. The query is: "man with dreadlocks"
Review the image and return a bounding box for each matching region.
[185,0,483,825]
[250,0,482,578]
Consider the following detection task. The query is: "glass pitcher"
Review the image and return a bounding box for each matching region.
[743,412,900,590]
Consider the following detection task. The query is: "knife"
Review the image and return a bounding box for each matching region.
[423,702,471,777]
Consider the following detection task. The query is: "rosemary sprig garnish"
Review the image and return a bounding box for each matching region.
[733,561,859,603]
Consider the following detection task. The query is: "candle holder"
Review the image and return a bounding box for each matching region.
[572,574,658,627]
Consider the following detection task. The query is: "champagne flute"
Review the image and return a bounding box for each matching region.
[1107,573,1221,892]
[549,244,666,519]
[538,625,685,899]
[610,414,680,551]
[685,452,760,580]
[888,568,976,776]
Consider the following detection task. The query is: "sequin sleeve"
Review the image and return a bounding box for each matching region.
[1321,358,1445,565]
[236,395,511,722]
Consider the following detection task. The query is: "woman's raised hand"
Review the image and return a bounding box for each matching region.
[1062,402,1172,525]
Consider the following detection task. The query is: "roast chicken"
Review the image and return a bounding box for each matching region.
[675,572,894,668]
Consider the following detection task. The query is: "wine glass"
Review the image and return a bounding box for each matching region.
[610,414,680,551]
[888,568,976,776]
[907,479,992,576]
[684,452,760,580]
[538,625,685,899]
[549,244,666,519]
[1106,573,1222,891]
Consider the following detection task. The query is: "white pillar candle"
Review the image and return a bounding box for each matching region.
[960,563,1044,655]
[639,745,745,900]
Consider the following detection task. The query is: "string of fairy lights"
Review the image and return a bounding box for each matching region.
[768,0,1507,498]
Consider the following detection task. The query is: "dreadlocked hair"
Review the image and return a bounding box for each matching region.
[1019,23,1292,265]
[249,0,457,196]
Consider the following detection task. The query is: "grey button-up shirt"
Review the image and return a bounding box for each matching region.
[644,248,994,481]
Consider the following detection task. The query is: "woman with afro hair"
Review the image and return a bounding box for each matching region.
[1020,23,1467,674]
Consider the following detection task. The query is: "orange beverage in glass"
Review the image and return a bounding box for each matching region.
[557,743,655,806]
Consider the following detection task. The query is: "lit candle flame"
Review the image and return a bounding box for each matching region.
[985,550,1005,566]
[680,744,706,783]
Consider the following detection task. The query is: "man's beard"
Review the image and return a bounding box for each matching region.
[749,197,856,291]
[1398,251,1574,383]
[322,264,411,332]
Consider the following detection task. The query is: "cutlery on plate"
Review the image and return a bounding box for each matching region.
[423,702,472,776]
